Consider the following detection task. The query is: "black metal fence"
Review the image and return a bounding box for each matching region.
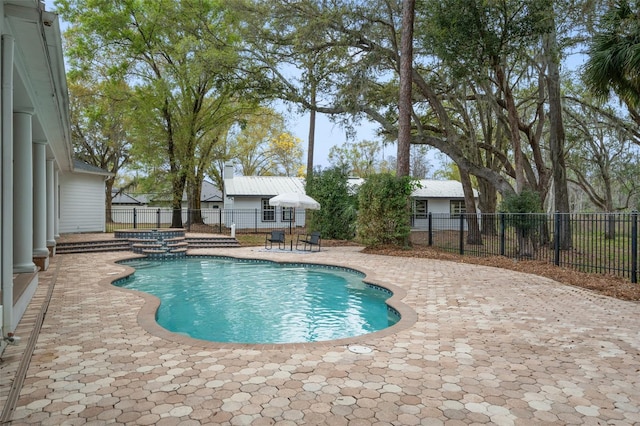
[106,208,639,283]
[411,212,639,283]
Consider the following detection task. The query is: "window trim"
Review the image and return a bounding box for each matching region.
[261,198,275,222]
[282,207,294,222]
[413,198,428,219]
[450,199,466,217]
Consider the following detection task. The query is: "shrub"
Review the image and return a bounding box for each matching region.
[305,167,357,240]
[356,173,418,247]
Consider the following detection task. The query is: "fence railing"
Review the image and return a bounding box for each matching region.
[411,212,639,283]
[106,208,639,283]
[106,207,310,235]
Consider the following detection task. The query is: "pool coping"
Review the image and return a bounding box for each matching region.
[102,252,418,351]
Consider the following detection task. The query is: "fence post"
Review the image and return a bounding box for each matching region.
[156,208,161,229]
[499,212,505,256]
[255,209,258,234]
[459,213,464,255]
[428,212,433,246]
[218,209,222,233]
[133,208,137,229]
[554,211,560,266]
[632,211,638,284]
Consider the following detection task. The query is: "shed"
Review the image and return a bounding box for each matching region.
[58,160,113,233]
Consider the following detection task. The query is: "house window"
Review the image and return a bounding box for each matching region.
[450,200,466,217]
[413,199,428,219]
[262,198,275,222]
[282,207,294,222]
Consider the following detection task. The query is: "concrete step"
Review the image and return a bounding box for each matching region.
[142,248,169,254]
[132,243,163,249]
[186,237,240,247]
[56,235,241,254]
[56,244,131,254]
[167,241,189,248]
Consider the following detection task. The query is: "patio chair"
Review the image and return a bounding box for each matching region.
[265,230,286,250]
[296,231,321,252]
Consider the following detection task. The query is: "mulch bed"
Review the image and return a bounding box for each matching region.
[363,244,640,302]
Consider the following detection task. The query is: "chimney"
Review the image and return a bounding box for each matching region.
[224,162,235,179]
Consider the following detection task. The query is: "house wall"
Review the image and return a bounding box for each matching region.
[411,197,470,230]
[59,173,106,233]
[223,197,306,230]
[428,198,455,214]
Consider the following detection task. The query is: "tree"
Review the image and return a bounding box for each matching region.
[328,140,385,177]
[584,0,640,126]
[500,190,543,258]
[227,109,287,176]
[67,68,132,223]
[397,0,415,177]
[232,1,353,180]
[268,133,304,177]
[58,0,258,227]
[543,7,571,249]
[564,98,640,237]
[410,145,431,178]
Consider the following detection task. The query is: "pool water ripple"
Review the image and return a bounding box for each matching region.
[115,257,398,344]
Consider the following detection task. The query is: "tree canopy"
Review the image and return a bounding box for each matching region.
[56,0,640,232]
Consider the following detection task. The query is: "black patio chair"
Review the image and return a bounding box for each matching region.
[265,230,286,250]
[296,231,321,252]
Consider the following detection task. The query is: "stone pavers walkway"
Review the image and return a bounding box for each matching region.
[2,244,639,425]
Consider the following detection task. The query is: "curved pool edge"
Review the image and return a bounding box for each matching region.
[102,251,418,351]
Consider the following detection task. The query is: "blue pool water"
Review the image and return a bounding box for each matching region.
[115,257,398,344]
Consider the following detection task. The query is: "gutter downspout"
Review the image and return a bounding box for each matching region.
[2,34,14,339]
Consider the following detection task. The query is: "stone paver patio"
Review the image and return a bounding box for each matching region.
[1,242,639,425]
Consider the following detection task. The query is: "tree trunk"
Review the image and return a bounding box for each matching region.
[397,0,414,178]
[495,63,526,193]
[459,167,482,245]
[544,21,571,249]
[105,178,114,223]
[187,177,203,225]
[170,173,186,228]
[307,81,316,180]
[517,226,534,258]
[477,177,497,235]
[605,213,616,240]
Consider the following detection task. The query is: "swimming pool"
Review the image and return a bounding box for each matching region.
[115,257,399,344]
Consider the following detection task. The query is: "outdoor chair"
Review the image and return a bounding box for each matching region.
[265,230,286,250]
[296,231,321,252]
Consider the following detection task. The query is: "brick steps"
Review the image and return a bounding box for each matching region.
[186,237,240,248]
[55,240,131,254]
[56,235,240,255]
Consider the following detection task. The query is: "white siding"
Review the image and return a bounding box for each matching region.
[428,199,453,214]
[221,197,306,229]
[59,172,106,233]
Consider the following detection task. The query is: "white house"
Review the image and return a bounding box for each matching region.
[58,160,113,233]
[347,177,478,225]
[1,0,74,350]
[223,163,307,230]
[410,179,479,228]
